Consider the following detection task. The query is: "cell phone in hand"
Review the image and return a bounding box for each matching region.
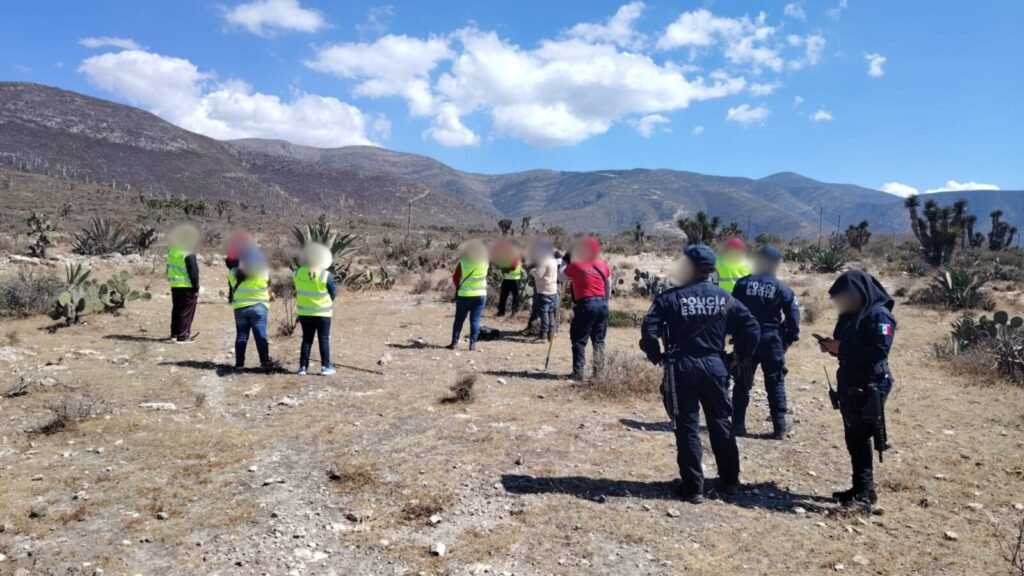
[813,333,831,343]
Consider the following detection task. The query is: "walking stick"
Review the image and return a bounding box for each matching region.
[543,281,569,372]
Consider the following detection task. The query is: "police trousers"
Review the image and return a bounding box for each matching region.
[732,329,788,431]
[668,359,740,494]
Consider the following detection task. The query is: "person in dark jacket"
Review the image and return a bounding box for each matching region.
[731,245,801,438]
[817,270,896,507]
[640,244,761,503]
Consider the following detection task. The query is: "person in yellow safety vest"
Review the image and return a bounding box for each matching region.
[228,246,272,370]
[715,237,752,294]
[447,239,489,351]
[496,257,523,317]
[292,251,338,376]
[166,224,201,343]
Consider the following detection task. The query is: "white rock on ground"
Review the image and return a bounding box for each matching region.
[944,531,959,541]
[138,402,177,411]
[430,542,447,557]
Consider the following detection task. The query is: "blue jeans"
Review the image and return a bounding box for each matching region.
[569,298,608,378]
[234,305,270,367]
[452,296,486,345]
[299,316,331,369]
[532,293,558,339]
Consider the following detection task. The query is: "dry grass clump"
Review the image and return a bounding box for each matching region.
[0,271,65,317]
[326,462,378,491]
[410,274,433,295]
[585,350,661,400]
[441,372,477,404]
[34,394,107,435]
[275,298,298,337]
[401,490,452,521]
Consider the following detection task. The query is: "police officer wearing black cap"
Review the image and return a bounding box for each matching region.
[640,244,761,503]
[730,245,801,439]
[817,270,896,507]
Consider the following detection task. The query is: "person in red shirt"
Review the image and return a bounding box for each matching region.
[560,236,612,380]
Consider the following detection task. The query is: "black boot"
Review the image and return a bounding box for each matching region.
[833,485,877,506]
[772,418,793,440]
[675,483,704,504]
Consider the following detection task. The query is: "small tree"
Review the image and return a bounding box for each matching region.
[520,216,532,236]
[904,195,960,266]
[26,212,56,259]
[845,220,872,252]
[677,211,721,244]
[988,210,1018,250]
[498,219,514,236]
[632,221,646,250]
[215,200,233,221]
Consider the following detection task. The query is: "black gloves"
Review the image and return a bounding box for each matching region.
[639,338,663,365]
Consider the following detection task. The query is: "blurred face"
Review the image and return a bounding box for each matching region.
[671,255,696,286]
[831,290,862,314]
[573,238,598,262]
[753,255,778,275]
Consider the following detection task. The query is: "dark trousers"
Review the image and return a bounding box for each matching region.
[452,296,486,345]
[840,394,876,489]
[672,365,740,494]
[497,279,522,316]
[569,298,608,378]
[732,334,788,431]
[299,316,331,369]
[234,305,270,367]
[530,293,558,339]
[170,288,198,341]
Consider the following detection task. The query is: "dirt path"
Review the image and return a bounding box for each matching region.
[1,261,1022,575]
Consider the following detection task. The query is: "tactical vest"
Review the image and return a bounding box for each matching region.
[716,257,751,294]
[166,246,193,289]
[457,258,489,298]
[228,268,270,310]
[293,267,332,317]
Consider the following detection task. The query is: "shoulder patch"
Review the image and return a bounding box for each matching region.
[878,323,893,336]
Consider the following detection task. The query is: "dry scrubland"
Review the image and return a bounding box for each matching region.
[0,247,1022,576]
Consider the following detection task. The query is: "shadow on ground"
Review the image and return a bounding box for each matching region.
[483,369,565,381]
[619,419,674,432]
[104,334,172,343]
[387,342,448,351]
[501,474,833,513]
[158,359,292,377]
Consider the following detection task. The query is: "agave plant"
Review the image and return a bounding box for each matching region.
[291,214,359,279]
[72,217,132,256]
[809,245,849,273]
[931,268,988,309]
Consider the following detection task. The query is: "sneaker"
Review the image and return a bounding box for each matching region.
[297,367,308,376]
[468,342,477,351]
[321,365,337,376]
[710,480,740,500]
[675,484,704,504]
[733,425,748,437]
[445,343,457,350]
[174,338,194,345]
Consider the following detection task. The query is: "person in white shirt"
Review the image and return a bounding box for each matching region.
[526,239,560,341]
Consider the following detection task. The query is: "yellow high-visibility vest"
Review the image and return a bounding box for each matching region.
[457,258,489,298]
[293,267,332,317]
[166,246,193,289]
[503,263,523,281]
[716,256,751,294]
[228,268,270,310]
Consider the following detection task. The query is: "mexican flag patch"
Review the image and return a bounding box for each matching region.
[879,323,893,336]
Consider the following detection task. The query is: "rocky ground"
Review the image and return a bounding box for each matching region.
[1,256,1023,576]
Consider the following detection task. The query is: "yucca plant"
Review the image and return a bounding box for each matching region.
[291,214,359,279]
[72,217,131,255]
[932,268,988,309]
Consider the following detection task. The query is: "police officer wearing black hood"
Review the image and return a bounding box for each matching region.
[731,245,800,439]
[640,244,761,503]
[817,270,896,507]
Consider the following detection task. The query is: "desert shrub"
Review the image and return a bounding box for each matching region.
[631,268,671,298]
[585,350,661,400]
[276,299,298,337]
[0,271,65,317]
[948,312,1024,386]
[402,491,452,521]
[441,372,477,404]
[915,268,991,310]
[801,299,820,325]
[410,274,433,295]
[292,214,359,280]
[269,272,296,300]
[34,394,107,435]
[809,244,849,273]
[73,217,132,255]
[608,309,642,328]
[26,211,56,259]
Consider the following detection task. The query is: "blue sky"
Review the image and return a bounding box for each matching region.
[2,0,1022,195]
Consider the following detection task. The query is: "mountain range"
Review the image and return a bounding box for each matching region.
[1,82,1020,236]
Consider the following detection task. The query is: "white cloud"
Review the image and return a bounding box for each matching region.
[79,36,143,51]
[79,49,374,147]
[881,182,918,197]
[631,114,670,137]
[793,95,804,107]
[568,1,646,49]
[423,103,479,146]
[306,35,453,117]
[726,103,770,126]
[925,180,1000,194]
[826,0,849,21]
[786,33,826,70]
[865,52,886,77]
[357,5,395,38]
[749,81,780,96]
[223,0,326,36]
[810,108,833,121]
[784,3,807,21]
[692,125,705,136]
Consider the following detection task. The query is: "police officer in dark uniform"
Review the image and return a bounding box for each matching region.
[731,246,800,439]
[817,270,896,507]
[640,244,761,504]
